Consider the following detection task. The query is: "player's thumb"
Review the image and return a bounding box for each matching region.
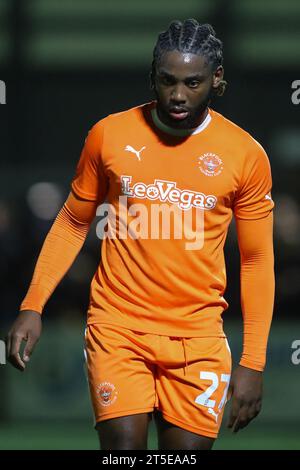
[23,335,38,362]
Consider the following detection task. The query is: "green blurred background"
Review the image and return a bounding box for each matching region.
[0,0,300,450]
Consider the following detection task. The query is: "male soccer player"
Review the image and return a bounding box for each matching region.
[6,19,275,450]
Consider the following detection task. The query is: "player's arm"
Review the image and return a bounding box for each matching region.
[6,192,98,371]
[227,212,274,432]
[227,140,275,432]
[6,120,108,371]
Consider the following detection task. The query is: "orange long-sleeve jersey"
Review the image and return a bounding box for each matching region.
[20,101,275,371]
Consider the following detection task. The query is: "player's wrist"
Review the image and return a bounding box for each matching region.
[19,309,42,317]
[238,359,264,373]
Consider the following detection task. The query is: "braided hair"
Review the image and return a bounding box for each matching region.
[151,19,227,96]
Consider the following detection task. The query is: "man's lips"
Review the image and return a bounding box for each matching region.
[168,108,189,121]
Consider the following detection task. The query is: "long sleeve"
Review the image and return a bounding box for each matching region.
[20,119,109,314]
[236,212,275,371]
[19,192,98,314]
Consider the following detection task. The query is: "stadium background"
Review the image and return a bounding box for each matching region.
[0,0,299,450]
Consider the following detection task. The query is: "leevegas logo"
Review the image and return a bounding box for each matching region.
[101,453,197,466]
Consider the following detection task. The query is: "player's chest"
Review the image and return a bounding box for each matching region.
[102,137,241,210]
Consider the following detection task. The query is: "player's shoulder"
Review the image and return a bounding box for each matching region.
[92,101,151,130]
[211,108,268,158]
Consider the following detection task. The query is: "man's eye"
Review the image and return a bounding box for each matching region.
[188,81,200,88]
[160,77,174,85]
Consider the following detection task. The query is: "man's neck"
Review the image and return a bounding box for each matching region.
[152,104,212,137]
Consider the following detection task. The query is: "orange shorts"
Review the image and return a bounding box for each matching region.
[84,323,232,439]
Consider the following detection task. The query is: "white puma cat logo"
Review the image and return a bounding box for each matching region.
[125,145,146,161]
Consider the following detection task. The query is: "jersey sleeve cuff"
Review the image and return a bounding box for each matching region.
[239,358,265,372]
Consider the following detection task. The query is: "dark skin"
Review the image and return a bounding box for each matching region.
[153,49,222,130]
[6,49,263,449]
[6,310,42,371]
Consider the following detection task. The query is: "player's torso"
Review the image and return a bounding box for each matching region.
[101,108,243,222]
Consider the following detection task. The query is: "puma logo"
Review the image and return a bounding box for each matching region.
[125,145,146,161]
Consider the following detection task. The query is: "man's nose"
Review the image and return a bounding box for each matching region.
[170,84,186,103]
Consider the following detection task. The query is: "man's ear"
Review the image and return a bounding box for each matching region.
[212,65,224,90]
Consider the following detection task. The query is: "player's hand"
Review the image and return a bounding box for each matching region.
[6,310,42,372]
[227,365,262,433]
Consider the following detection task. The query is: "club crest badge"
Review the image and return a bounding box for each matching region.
[97,382,118,407]
[198,153,224,177]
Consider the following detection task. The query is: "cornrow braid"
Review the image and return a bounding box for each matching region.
[151,19,227,97]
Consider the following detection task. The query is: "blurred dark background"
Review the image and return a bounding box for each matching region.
[0,0,299,450]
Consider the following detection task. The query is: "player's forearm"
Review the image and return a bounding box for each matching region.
[239,249,275,371]
[19,198,92,314]
[236,213,275,371]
